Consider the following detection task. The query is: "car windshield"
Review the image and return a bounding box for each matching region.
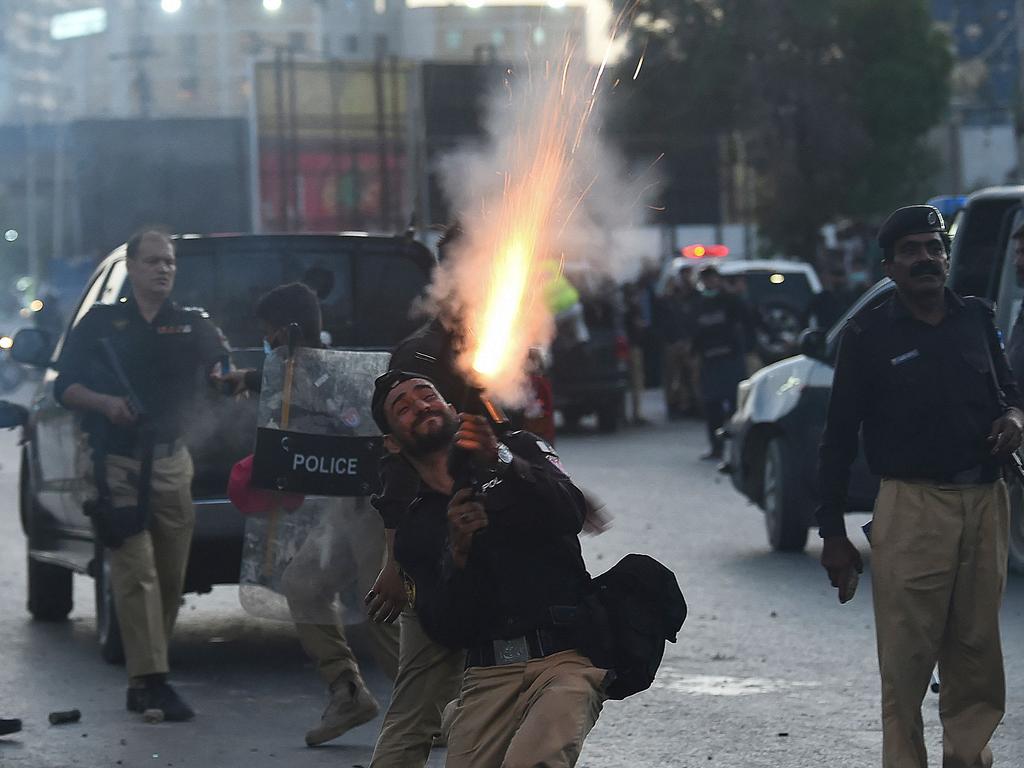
[165,237,432,349]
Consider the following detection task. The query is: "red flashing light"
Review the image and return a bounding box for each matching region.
[681,243,729,259]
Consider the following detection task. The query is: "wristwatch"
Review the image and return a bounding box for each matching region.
[495,442,513,473]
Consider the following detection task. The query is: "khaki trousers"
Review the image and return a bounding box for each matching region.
[105,448,195,680]
[871,479,1009,768]
[283,499,400,686]
[445,649,607,768]
[663,340,700,413]
[370,610,464,768]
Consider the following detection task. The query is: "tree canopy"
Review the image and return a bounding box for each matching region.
[608,0,953,257]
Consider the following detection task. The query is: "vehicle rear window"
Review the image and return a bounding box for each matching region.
[736,270,813,311]
[168,237,432,349]
[949,198,1021,298]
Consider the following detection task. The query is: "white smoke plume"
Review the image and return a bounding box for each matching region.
[426,48,658,407]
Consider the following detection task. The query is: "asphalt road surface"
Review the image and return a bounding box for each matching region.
[0,389,1022,767]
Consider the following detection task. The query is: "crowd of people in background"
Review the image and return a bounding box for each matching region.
[615,257,869,458]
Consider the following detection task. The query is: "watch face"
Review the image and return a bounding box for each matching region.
[497,442,513,465]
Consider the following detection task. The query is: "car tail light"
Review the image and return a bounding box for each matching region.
[614,333,630,363]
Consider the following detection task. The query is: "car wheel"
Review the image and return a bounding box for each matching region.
[755,302,804,364]
[23,445,73,622]
[94,545,125,665]
[596,397,622,433]
[762,437,809,552]
[1007,480,1024,575]
[27,551,73,621]
[0,360,25,393]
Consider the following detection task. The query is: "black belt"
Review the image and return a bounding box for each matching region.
[465,627,577,668]
[926,464,1000,485]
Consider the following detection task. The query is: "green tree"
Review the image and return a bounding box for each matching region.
[608,0,952,257]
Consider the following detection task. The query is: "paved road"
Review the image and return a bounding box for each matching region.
[0,390,1022,767]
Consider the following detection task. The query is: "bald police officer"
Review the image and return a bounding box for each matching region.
[817,205,1023,768]
[56,229,229,721]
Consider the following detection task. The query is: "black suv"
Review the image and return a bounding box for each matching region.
[4,233,434,661]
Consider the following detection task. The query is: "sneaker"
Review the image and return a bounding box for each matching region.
[0,718,21,736]
[305,678,379,747]
[126,682,195,722]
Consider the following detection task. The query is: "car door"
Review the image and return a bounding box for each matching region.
[31,259,121,529]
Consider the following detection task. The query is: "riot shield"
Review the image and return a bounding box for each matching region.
[239,347,389,625]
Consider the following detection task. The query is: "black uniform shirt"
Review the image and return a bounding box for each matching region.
[393,430,590,650]
[693,292,746,360]
[816,289,1021,537]
[55,295,229,454]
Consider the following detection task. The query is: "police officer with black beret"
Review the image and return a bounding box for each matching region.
[816,205,1023,768]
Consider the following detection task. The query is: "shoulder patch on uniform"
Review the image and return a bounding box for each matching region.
[535,438,556,455]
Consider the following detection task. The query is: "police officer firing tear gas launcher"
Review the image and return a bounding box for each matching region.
[370,368,686,768]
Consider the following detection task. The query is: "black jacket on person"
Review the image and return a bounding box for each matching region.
[692,292,747,361]
[54,295,228,455]
[816,289,1021,538]
[393,430,590,650]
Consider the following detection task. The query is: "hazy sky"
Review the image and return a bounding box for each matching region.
[404,0,622,64]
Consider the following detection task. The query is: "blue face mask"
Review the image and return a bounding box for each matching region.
[263,339,274,356]
[701,288,720,299]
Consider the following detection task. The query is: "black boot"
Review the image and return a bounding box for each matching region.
[126,675,195,722]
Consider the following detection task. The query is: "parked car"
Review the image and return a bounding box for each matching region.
[721,185,1024,574]
[716,260,822,364]
[1,233,434,661]
[547,284,630,433]
[663,257,822,364]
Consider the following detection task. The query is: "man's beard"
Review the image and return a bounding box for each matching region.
[400,410,459,457]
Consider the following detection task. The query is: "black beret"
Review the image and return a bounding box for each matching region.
[371,370,436,433]
[877,205,946,252]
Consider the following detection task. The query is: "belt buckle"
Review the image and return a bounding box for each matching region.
[492,636,530,665]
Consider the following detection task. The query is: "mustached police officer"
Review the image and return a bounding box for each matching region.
[56,228,230,721]
[817,205,1023,768]
[370,371,608,768]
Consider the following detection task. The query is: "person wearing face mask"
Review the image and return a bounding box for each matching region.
[817,205,1023,768]
[55,229,230,722]
[691,265,749,460]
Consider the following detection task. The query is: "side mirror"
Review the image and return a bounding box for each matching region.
[798,328,827,361]
[10,328,52,368]
[0,400,28,429]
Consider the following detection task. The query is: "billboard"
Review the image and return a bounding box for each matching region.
[252,57,417,234]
